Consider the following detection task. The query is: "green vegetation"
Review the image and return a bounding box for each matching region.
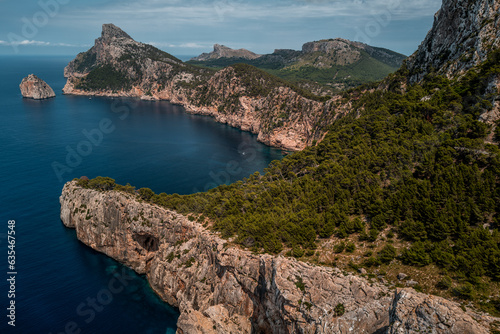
[334,303,345,316]
[73,52,97,73]
[266,52,398,89]
[79,50,500,289]
[228,63,330,102]
[76,65,131,91]
[295,276,306,292]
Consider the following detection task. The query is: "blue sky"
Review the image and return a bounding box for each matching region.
[0,0,442,57]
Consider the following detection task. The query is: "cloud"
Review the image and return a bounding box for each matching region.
[57,0,442,27]
[149,41,207,48]
[0,40,89,47]
[0,40,50,46]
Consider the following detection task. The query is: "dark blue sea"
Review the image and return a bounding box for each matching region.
[0,55,283,333]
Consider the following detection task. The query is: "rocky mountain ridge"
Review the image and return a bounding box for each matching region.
[60,181,496,334]
[191,44,261,61]
[189,38,406,90]
[19,74,55,99]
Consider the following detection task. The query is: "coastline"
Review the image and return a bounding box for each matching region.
[61,83,318,152]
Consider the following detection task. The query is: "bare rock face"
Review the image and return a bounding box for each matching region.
[59,181,496,334]
[407,0,500,82]
[388,289,492,334]
[19,74,55,99]
[191,44,261,61]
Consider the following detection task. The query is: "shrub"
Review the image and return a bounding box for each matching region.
[334,242,346,253]
[334,303,345,316]
[138,188,154,201]
[436,276,452,290]
[87,176,115,191]
[345,242,356,253]
[453,282,475,300]
[295,276,306,292]
[377,245,397,264]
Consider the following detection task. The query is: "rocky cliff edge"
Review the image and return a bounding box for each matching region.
[60,181,495,334]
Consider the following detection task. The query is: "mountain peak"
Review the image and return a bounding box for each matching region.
[191,44,261,61]
[101,24,132,41]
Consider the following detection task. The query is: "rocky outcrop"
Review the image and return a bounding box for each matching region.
[191,44,261,61]
[388,289,492,334]
[302,39,405,68]
[62,24,342,151]
[60,181,496,334]
[19,74,55,99]
[407,0,500,82]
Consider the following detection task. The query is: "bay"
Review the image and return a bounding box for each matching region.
[0,55,283,333]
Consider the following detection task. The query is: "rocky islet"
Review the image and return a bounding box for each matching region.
[19,74,55,99]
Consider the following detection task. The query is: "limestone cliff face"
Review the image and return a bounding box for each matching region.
[62,24,336,151]
[191,44,261,61]
[60,181,495,334]
[388,289,492,334]
[407,0,500,82]
[19,74,55,99]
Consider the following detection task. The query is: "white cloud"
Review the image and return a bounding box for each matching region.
[0,40,89,47]
[0,40,50,46]
[57,0,442,27]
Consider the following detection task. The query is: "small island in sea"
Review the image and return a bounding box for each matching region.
[19,74,55,99]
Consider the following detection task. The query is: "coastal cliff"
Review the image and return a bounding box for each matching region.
[60,181,495,334]
[19,74,55,99]
[62,24,340,151]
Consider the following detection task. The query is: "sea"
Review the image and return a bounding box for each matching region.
[0,55,283,333]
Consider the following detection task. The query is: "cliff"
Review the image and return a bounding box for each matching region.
[60,181,495,334]
[191,44,261,61]
[407,0,500,82]
[63,24,339,151]
[388,289,492,334]
[19,74,55,99]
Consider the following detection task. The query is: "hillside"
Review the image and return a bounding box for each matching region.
[188,38,406,91]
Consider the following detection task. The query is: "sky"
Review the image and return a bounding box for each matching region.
[0,0,442,57]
